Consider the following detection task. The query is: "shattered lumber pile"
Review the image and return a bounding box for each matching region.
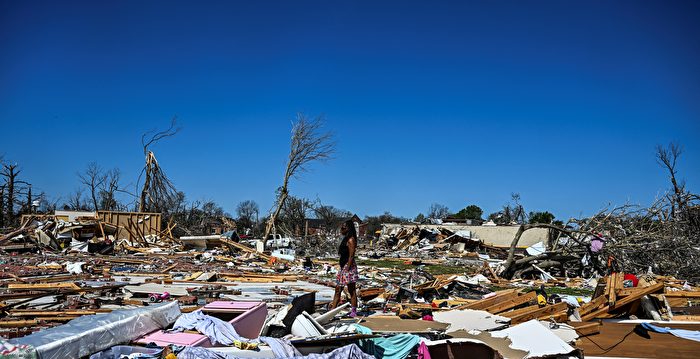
[1,212,184,255]
[579,273,700,321]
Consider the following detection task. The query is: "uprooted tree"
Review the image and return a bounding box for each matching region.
[500,142,700,282]
[263,114,335,240]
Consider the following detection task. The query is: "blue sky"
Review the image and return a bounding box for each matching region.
[1,1,698,221]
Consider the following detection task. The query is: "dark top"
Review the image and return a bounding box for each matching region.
[339,235,353,267]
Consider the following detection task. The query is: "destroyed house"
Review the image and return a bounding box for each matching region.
[304,214,366,237]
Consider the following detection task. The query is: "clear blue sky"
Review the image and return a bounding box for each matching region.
[1,1,698,221]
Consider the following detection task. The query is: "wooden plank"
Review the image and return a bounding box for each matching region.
[501,304,540,318]
[616,287,642,297]
[33,316,79,322]
[575,322,700,359]
[160,263,178,274]
[457,289,520,310]
[571,322,601,337]
[607,274,617,307]
[8,309,112,316]
[484,291,537,314]
[611,283,664,309]
[219,238,276,262]
[673,315,700,321]
[8,282,81,291]
[664,291,700,298]
[0,320,40,328]
[582,305,616,321]
[615,272,624,291]
[509,302,568,324]
[541,311,569,323]
[578,294,608,317]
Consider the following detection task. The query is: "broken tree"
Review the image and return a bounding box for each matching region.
[263,114,335,240]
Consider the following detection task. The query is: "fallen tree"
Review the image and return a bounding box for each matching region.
[501,143,700,283]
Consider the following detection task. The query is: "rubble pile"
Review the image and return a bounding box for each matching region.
[0,207,699,358]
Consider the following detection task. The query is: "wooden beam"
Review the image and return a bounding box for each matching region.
[607,274,617,307]
[456,289,520,310]
[501,304,540,318]
[581,306,616,321]
[572,322,601,337]
[0,320,40,328]
[7,282,81,291]
[509,302,568,325]
[578,294,608,317]
[611,283,664,310]
[485,291,537,314]
[664,291,700,299]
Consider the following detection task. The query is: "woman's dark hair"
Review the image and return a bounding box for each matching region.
[343,219,357,239]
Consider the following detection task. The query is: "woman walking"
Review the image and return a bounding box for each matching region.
[329,219,358,317]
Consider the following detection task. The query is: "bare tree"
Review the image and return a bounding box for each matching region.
[78,162,106,211]
[656,142,685,219]
[0,184,4,228]
[1,163,30,226]
[278,195,315,236]
[427,203,450,219]
[236,200,259,230]
[138,118,181,213]
[315,204,351,232]
[263,114,335,239]
[67,188,87,211]
[99,168,123,211]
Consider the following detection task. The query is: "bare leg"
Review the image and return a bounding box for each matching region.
[348,282,358,308]
[329,285,343,310]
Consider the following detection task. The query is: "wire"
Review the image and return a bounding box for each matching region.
[580,326,639,354]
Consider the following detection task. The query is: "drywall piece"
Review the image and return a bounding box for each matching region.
[491,320,579,358]
[432,309,510,333]
[124,283,189,297]
[537,320,579,343]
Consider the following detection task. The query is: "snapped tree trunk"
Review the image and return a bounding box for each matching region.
[139,152,153,212]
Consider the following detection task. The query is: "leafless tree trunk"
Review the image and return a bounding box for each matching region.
[0,185,4,228]
[2,164,21,226]
[68,189,86,210]
[26,184,32,214]
[656,143,685,219]
[99,168,123,211]
[263,114,335,240]
[138,118,180,213]
[78,162,106,211]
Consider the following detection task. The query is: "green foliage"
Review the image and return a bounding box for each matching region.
[454,204,483,220]
[528,211,555,224]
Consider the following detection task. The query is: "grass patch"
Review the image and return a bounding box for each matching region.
[520,286,594,297]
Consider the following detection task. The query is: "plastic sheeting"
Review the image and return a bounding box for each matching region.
[10,301,180,359]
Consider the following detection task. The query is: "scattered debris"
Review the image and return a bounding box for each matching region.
[0,203,699,359]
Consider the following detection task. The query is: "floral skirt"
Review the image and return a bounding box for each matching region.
[336,262,359,286]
